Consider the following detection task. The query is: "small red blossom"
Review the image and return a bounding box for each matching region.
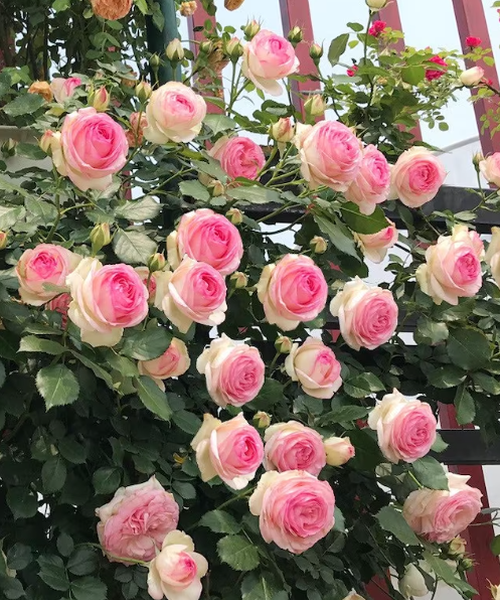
[369,20,386,37]
[466,36,482,48]
[347,65,358,77]
[425,55,448,81]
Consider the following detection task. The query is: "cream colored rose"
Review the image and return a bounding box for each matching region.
[138,338,190,391]
[480,152,500,186]
[399,563,431,598]
[324,436,355,466]
[460,66,484,87]
[486,227,500,286]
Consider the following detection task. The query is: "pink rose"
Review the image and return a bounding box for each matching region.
[191,413,263,490]
[295,121,362,192]
[95,476,179,563]
[16,244,81,306]
[147,531,208,600]
[403,473,482,543]
[416,225,484,305]
[50,77,82,103]
[138,338,191,391]
[264,421,326,475]
[144,81,207,144]
[167,209,243,275]
[52,107,129,191]
[324,436,355,466]
[345,145,391,214]
[126,111,148,147]
[425,55,447,81]
[486,226,500,286]
[356,220,398,263]
[134,266,160,301]
[242,29,299,96]
[285,337,342,399]
[46,293,71,328]
[154,258,227,334]
[257,254,328,331]
[330,277,398,350]
[368,389,437,463]
[249,470,335,554]
[209,136,265,181]
[196,334,265,408]
[67,258,149,347]
[390,147,446,208]
[479,153,500,187]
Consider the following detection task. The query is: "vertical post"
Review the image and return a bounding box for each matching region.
[452,0,500,155]
[146,0,181,85]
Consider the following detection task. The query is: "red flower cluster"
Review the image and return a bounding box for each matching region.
[466,36,482,48]
[425,55,447,81]
[369,20,386,37]
[347,65,358,77]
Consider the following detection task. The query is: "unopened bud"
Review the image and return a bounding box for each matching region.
[90,223,111,253]
[275,335,293,354]
[243,19,261,40]
[225,37,244,62]
[0,232,8,250]
[180,0,197,16]
[226,207,243,225]
[148,252,166,273]
[199,40,213,55]
[309,42,324,62]
[253,411,271,429]
[150,54,161,69]
[304,94,326,117]
[461,558,474,571]
[288,26,303,47]
[449,537,467,558]
[39,130,59,155]
[473,151,484,172]
[1,138,17,156]
[208,179,225,197]
[166,38,185,63]
[230,271,248,289]
[89,86,110,112]
[324,436,355,466]
[269,117,295,143]
[136,80,152,102]
[310,235,327,254]
[366,0,388,9]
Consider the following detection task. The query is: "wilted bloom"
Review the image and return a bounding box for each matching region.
[244,19,261,40]
[466,36,482,48]
[304,94,326,117]
[425,56,448,81]
[28,81,53,102]
[180,0,197,16]
[90,0,132,20]
[89,86,110,111]
[369,20,386,37]
[310,236,327,254]
[166,38,184,62]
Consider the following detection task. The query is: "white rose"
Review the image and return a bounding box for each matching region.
[460,66,484,87]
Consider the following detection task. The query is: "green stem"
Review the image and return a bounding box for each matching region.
[257,202,302,223]
[45,192,61,243]
[217,487,255,511]
[407,470,424,489]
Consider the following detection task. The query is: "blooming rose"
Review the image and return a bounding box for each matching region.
[460,66,485,87]
[50,77,82,103]
[257,254,328,331]
[368,389,437,463]
[126,111,148,147]
[264,421,326,475]
[138,338,190,391]
[390,147,446,208]
[295,121,362,192]
[345,145,391,215]
[399,563,431,598]
[191,413,264,490]
[67,258,149,347]
[46,293,71,328]
[416,225,484,305]
[356,220,398,263]
[167,209,243,276]
[369,20,386,37]
[285,337,342,399]
[144,82,206,144]
[209,136,265,181]
[330,278,398,350]
[147,531,208,600]
[403,473,482,543]
[90,0,132,20]
[324,437,355,466]
[466,36,482,48]
[51,107,128,191]
[154,258,227,334]
[249,470,335,554]
[480,152,500,186]
[242,29,299,96]
[196,335,265,408]
[425,56,447,81]
[95,476,179,563]
[16,244,81,305]
[486,226,500,286]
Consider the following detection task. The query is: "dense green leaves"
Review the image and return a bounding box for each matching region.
[454,385,476,425]
[411,457,448,490]
[6,487,38,520]
[71,576,107,600]
[37,555,69,591]
[121,328,172,360]
[113,230,157,264]
[135,376,172,421]
[340,203,387,234]
[36,365,80,409]
[328,34,350,66]
[200,510,242,534]
[42,456,67,493]
[19,335,65,355]
[3,93,45,116]
[344,373,385,398]
[92,467,122,495]
[447,328,491,371]
[241,572,287,600]
[376,506,420,545]
[115,196,161,221]
[217,535,260,571]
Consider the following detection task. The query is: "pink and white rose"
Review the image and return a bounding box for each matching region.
[264,421,326,475]
[257,254,328,331]
[50,77,82,103]
[324,436,355,467]
[242,29,299,96]
[167,209,243,275]
[285,337,342,399]
[480,152,500,187]
[209,136,265,181]
[191,413,264,490]
[144,81,207,144]
[368,389,438,463]
[138,338,191,391]
[345,144,391,215]
[66,257,149,347]
[403,473,482,543]
[330,277,398,350]
[147,531,208,600]
[416,225,484,305]
[95,476,179,563]
[356,220,398,263]
[249,470,335,554]
[46,293,71,328]
[196,334,265,408]
[126,111,148,147]
[134,266,162,302]
[16,244,81,305]
[486,226,500,286]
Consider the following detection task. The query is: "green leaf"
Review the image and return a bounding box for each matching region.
[6,487,38,519]
[401,66,425,86]
[58,437,87,464]
[37,555,69,591]
[328,33,349,66]
[179,180,210,202]
[340,203,387,234]
[431,432,448,453]
[19,335,65,355]
[42,456,67,493]
[172,410,202,434]
[227,186,281,205]
[414,318,449,346]
[56,532,74,557]
[422,552,476,595]
[25,198,58,224]
[71,576,107,600]
[172,481,196,499]
[200,510,242,534]
[71,351,115,389]
[92,467,122,495]
[36,365,80,410]
[135,376,172,421]
[249,378,284,410]
[7,543,32,570]
[333,506,346,533]
[472,372,500,395]
[427,366,466,389]
[376,506,420,545]
[322,405,368,423]
[113,230,156,265]
[67,548,98,576]
[115,196,161,221]
[447,328,491,371]
[412,456,448,490]
[454,384,476,425]
[241,572,285,600]
[204,114,238,135]
[344,373,384,398]
[121,328,172,360]
[52,0,71,11]
[3,94,45,117]
[0,361,5,389]
[217,535,260,572]
[491,535,500,556]
[0,206,26,230]
[314,213,358,259]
